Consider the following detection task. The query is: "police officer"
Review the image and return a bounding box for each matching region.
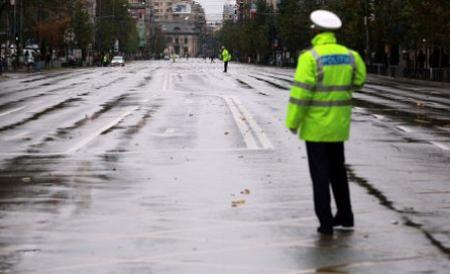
[286,10,366,235]
[220,46,231,73]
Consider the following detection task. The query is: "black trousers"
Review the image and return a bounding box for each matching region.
[224,61,228,72]
[305,142,353,228]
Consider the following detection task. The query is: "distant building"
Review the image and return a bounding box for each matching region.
[161,22,202,56]
[128,0,152,56]
[235,0,280,21]
[235,0,253,22]
[150,0,206,57]
[223,2,236,22]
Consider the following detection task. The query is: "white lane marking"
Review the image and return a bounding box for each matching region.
[397,126,413,133]
[0,106,26,117]
[430,142,449,151]
[1,131,29,141]
[164,128,177,134]
[171,90,273,150]
[231,96,274,150]
[151,128,182,137]
[162,73,170,91]
[66,106,139,154]
[223,96,259,149]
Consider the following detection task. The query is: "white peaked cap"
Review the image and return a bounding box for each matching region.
[310,10,342,30]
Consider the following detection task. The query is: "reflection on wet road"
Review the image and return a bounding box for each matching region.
[0,60,449,273]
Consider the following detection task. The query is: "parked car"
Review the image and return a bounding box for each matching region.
[111,55,125,67]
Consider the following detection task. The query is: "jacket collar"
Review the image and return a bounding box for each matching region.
[311,32,337,46]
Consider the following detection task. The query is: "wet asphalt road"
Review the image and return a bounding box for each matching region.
[0,60,449,273]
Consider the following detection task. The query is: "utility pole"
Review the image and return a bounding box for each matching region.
[363,0,371,64]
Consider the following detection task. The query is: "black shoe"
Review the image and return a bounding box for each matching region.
[333,215,354,227]
[317,226,333,235]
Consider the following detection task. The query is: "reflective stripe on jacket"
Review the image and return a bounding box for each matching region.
[286,32,366,142]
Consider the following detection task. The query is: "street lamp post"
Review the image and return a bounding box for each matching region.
[363,0,371,64]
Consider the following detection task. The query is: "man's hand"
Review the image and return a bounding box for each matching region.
[289,128,297,135]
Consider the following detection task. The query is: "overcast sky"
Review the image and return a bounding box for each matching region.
[196,0,235,22]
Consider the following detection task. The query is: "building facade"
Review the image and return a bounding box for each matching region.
[150,0,206,57]
[223,2,236,22]
[128,0,152,57]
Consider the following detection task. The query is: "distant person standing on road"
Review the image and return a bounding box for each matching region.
[25,51,35,72]
[285,10,366,235]
[220,46,231,72]
[103,54,109,67]
[0,54,5,75]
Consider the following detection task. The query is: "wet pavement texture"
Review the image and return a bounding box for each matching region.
[0,60,449,273]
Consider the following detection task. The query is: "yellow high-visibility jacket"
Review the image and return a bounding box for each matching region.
[286,32,366,142]
[220,48,232,62]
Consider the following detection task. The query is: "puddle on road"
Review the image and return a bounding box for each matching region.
[353,98,450,131]
[20,72,71,83]
[346,166,395,210]
[264,74,293,85]
[0,156,66,204]
[90,94,130,119]
[346,165,450,256]
[13,94,133,153]
[123,106,159,137]
[95,77,126,90]
[0,98,83,133]
[250,75,288,90]
[357,88,450,113]
[235,79,253,89]
[367,79,450,99]
[32,94,132,145]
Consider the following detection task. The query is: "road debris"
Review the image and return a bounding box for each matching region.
[21,177,32,183]
[232,199,246,207]
[240,189,251,195]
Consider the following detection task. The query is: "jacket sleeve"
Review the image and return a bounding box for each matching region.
[285,51,316,130]
[352,50,367,89]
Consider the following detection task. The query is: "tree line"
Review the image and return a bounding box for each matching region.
[0,0,139,61]
[216,0,450,69]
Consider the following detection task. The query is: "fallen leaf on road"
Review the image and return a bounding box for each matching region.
[232,199,246,207]
[240,189,251,195]
[224,131,229,135]
[21,177,32,183]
